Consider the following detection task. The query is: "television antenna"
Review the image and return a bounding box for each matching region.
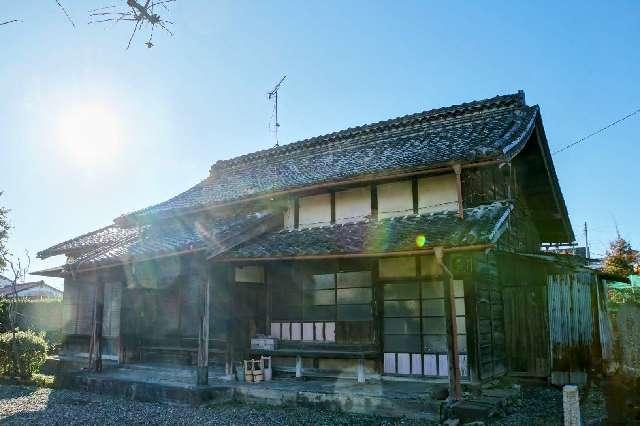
[267,75,286,147]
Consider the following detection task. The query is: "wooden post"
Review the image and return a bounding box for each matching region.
[88,281,104,372]
[295,355,303,378]
[197,277,210,385]
[117,281,125,365]
[453,164,464,219]
[563,385,581,426]
[357,358,366,383]
[435,247,461,401]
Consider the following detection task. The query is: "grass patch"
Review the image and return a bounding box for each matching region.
[0,373,56,389]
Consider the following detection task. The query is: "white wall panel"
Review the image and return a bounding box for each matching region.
[418,174,458,214]
[377,181,413,218]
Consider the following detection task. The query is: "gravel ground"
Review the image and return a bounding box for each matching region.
[492,384,606,425]
[0,383,607,425]
[0,384,434,426]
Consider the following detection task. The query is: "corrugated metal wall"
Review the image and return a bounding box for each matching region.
[547,272,594,371]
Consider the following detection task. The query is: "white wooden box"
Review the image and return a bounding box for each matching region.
[251,337,277,351]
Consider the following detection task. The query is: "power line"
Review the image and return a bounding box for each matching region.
[553,106,640,155]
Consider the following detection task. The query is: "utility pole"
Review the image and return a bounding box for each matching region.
[584,222,590,264]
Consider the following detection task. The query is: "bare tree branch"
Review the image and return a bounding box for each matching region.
[3,251,30,377]
[89,0,176,49]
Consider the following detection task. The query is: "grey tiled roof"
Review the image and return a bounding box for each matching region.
[0,281,62,298]
[69,211,274,270]
[37,225,138,259]
[220,202,513,259]
[123,92,535,221]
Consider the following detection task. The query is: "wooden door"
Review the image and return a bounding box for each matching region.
[231,283,266,358]
[503,285,549,377]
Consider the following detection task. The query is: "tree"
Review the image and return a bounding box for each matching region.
[3,251,31,377]
[602,237,639,278]
[0,192,9,271]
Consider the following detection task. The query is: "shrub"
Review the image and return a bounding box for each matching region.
[0,330,48,378]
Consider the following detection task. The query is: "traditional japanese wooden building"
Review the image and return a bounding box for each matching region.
[35,91,612,390]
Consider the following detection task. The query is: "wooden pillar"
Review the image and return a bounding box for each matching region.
[295,355,303,378]
[435,247,461,401]
[453,164,464,219]
[88,281,104,372]
[356,358,366,383]
[117,281,125,364]
[197,277,211,385]
[466,277,481,385]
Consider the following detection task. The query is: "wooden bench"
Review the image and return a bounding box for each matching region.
[250,343,378,383]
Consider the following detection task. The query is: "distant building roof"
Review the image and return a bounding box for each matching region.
[0,280,62,298]
[0,274,11,288]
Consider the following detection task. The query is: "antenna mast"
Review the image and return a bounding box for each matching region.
[268,75,286,147]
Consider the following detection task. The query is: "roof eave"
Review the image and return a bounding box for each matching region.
[500,108,574,243]
[212,243,495,263]
[30,266,70,278]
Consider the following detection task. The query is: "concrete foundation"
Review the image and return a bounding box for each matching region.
[51,360,443,420]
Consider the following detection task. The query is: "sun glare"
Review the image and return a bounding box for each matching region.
[56,104,124,167]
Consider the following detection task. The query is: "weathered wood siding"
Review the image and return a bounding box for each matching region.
[499,254,550,377]
[62,278,96,336]
[472,251,507,381]
[503,285,549,376]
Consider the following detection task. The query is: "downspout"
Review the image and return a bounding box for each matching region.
[434,246,462,401]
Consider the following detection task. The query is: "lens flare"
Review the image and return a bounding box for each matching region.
[55,103,123,168]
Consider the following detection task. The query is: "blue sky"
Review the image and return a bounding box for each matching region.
[1,1,639,289]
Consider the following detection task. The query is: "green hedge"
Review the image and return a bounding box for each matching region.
[0,297,62,332]
[0,298,63,355]
[0,330,48,378]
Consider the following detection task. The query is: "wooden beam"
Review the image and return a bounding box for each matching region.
[453,164,464,219]
[330,191,336,224]
[197,277,211,385]
[370,185,378,220]
[434,247,461,401]
[294,197,300,229]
